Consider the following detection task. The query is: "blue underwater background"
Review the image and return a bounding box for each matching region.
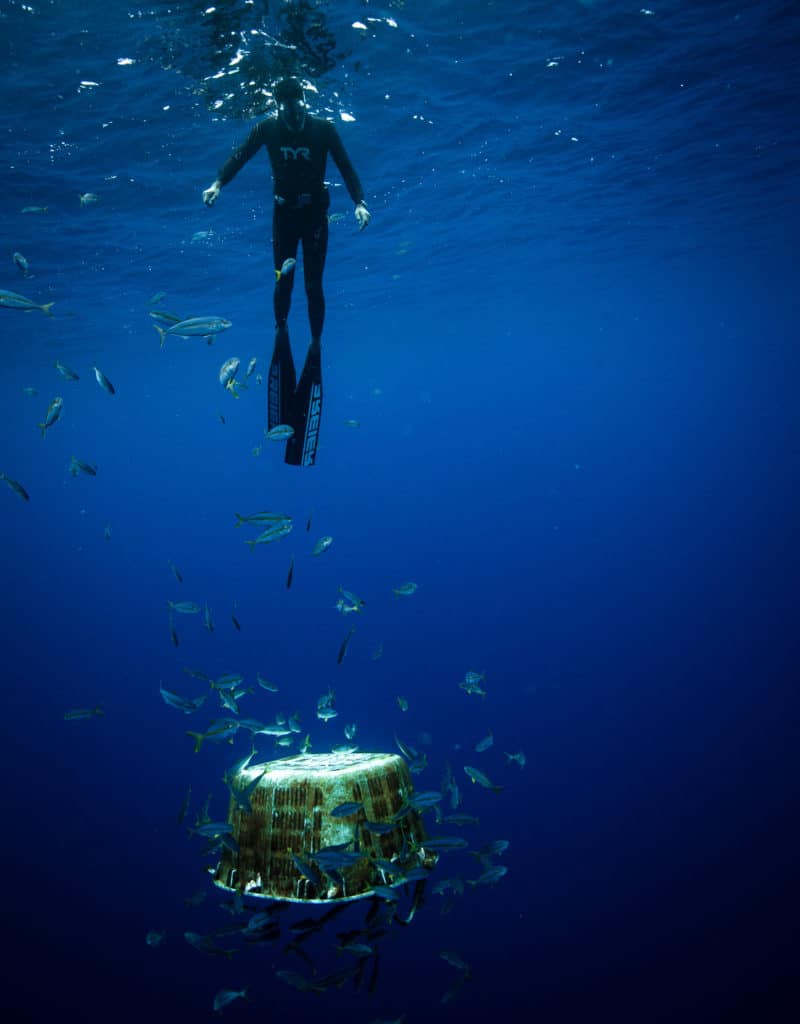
[1,1,798,1021]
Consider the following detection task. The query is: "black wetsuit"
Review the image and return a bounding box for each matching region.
[217,114,365,339]
[217,113,364,466]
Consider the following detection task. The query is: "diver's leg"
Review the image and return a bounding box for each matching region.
[268,209,299,429]
[302,208,329,342]
[272,205,299,329]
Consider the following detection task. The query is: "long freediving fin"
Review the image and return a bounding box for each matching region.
[284,338,322,467]
[267,324,296,431]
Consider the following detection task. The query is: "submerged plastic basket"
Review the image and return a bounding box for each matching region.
[213,751,432,902]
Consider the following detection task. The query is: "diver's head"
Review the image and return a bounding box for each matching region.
[274,78,306,133]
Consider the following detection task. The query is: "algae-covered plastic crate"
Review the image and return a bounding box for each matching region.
[214,751,434,902]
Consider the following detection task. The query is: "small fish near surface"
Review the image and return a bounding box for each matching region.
[78,192,99,206]
[38,396,63,438]
[392,581,418,598]
[265,423,294,440]
[312,535,333,557]
[274,257,296,280]
[335,586,365,615]
[219,357,241,397]
[234,510,292,528]
[92,365,115,394]
[13,252,31,277]
[54,360,79,381]
[68,455,97,477]
[244,521,293,550]
[154,315,232,347]
[337,626,356,665]
[0,472,30,502]
[0,288,53,316]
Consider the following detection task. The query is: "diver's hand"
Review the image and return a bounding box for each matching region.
[203,181,221,207]
[354,202,371,231]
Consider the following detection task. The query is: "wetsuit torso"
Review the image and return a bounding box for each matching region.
[217,114,365,208]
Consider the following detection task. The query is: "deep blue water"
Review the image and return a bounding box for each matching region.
[1,1,798,1021]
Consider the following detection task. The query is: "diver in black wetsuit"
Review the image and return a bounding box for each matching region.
[203,77,370,466]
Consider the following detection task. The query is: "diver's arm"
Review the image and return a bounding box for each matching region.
[327,123,366,208]
[203,122,267,204]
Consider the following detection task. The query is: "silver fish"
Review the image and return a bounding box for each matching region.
[0,472,30,502]
[234,511,292,528]
[467,865,508,887]
[64,705,104,720]
[463,765,503,792]
[265,423,294,440]
[55,360,79,381]
[213,988,248,1012]
[0,288,53,315]
[474,730,494,753]
[13,252,31,277]
[244,521,293,549]
[275,257,296,280]
[68,456,97,477]
[38,396,63,437]
[219,356,240,396]
[154,315,232,347]
[92,365,115,394]
[312,535,333,556]
[159,686,207,714]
